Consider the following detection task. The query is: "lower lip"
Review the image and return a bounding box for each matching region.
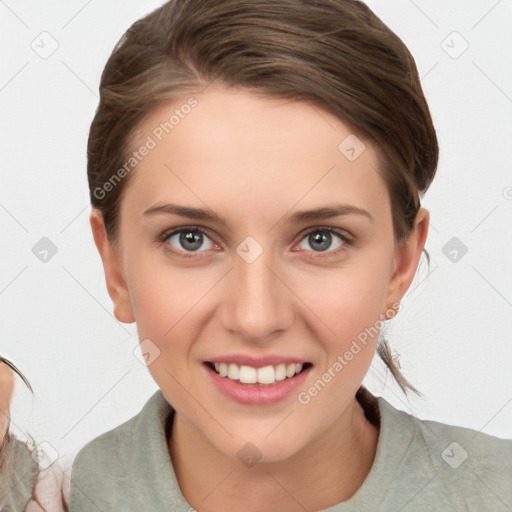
[204,363,312,405]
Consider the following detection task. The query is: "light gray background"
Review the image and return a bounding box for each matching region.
[1,0,511,468]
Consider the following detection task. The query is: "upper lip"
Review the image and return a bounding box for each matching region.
[206,354,311,368]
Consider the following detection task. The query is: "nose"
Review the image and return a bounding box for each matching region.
[220,246,295,343]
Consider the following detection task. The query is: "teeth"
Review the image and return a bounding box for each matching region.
[227,363,239,380]
[211,362,306,385]
[275,364,287,381]
[257,365,275,384]
[239,365,257,384]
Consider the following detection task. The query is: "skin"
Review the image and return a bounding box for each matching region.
[91,86,429,511]
[0,362,14,450]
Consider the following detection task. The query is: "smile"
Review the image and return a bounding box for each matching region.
[206,361,312,386]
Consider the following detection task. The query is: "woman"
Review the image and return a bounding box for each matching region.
[68,0,511,510]
[1,357,69,511]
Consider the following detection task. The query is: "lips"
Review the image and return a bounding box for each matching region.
[204,359,313,405]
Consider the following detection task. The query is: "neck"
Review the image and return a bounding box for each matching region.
[168,394,380,512]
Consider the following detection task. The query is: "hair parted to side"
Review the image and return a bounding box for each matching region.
[87,0,438,395]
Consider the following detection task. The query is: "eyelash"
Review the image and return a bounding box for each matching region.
[157,226,354,260]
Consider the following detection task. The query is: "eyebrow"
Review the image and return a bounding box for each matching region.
[143,202,373,226]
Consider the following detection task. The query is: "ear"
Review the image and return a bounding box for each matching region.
[383,207,429,317]
[89,209,135,324]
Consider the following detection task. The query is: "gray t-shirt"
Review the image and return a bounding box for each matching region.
[69,389,512,511]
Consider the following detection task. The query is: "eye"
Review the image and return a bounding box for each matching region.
[296,227,351,257]
[160,227,216,257]
[158,225,352,260]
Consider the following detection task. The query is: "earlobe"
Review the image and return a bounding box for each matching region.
[89,209,135,324]
[384,208,430,315]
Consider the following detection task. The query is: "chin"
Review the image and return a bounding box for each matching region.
[218,429,309,467]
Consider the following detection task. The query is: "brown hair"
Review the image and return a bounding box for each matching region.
[87,0,438,394]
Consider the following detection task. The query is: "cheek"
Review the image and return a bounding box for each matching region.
[129,267,204,338]
[292,261,390,417]
[127,266,202,403]
[126,255,218,372]
[293,253,392,348]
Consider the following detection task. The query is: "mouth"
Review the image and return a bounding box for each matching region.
[204,361,313,386]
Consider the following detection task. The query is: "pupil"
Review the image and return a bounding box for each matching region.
[180,230,202,251]
[310,231,331,251]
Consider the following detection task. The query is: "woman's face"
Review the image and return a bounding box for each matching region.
[93,86,427,463]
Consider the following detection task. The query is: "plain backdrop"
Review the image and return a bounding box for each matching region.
[1,0,511,469]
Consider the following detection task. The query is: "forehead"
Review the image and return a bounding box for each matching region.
[122,86,390,225]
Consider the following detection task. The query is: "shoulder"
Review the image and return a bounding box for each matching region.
[71,409,139,473]
[69,391,172,503]
[411,406,512,478]
[378,397,512,510]
[0,436,38,511]
[417,412,512,465]
[419,413,512,505]
[1,436,70,512]
[69,391,193,511]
